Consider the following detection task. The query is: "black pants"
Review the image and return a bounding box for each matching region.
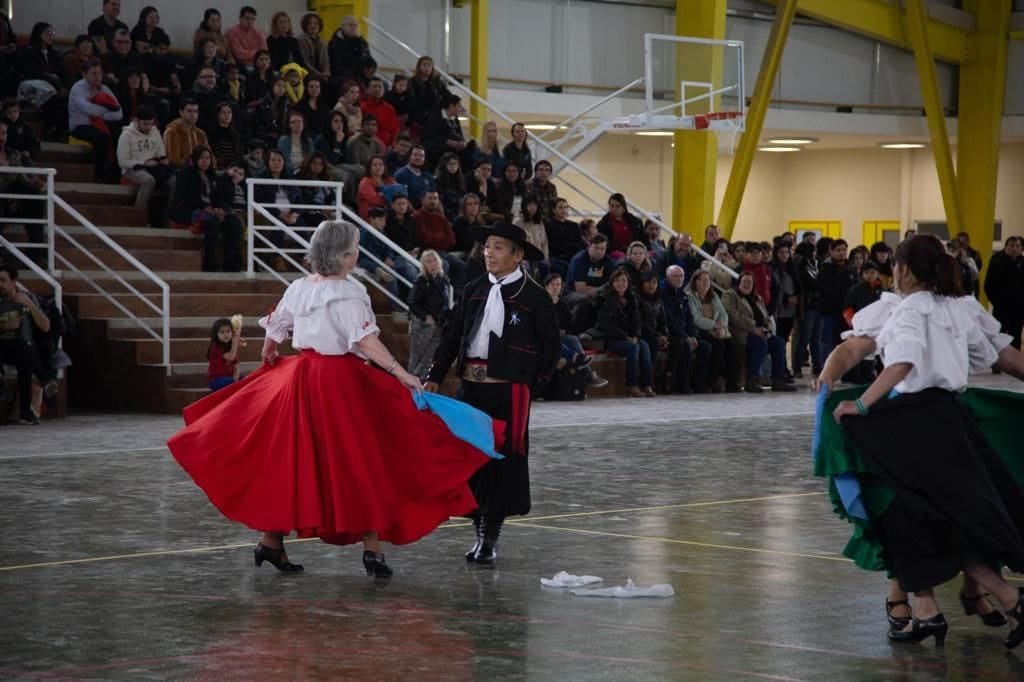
[698,331,739,390]
[71,123,123,182]
[0,337,36,420]
[994,307,1023,351]
[667,335,712,392]
[204,214,243,272]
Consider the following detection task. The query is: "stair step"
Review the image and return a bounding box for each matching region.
[56,204,148,227]
[39,141,92,162]
[66,292,283,317]
[48,160,95,183]
[56,225,203,252]
[58,247,202,271]
[128,337,292,364]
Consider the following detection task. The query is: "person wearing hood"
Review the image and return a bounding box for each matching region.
[116,105,173,213]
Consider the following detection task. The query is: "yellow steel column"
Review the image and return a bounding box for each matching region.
[904,0,962,236]
[311,0,371,40]
[672,0,727,234]
[467,0,489,140]
[957,0,1011,297]
[717,0,797,239]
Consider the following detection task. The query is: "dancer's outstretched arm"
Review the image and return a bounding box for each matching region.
[356,333,423,391]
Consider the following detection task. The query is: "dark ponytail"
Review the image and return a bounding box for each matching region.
[894,234,963,297]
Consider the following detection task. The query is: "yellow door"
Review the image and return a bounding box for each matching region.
[862,221,901,248]
[789,221,841,241]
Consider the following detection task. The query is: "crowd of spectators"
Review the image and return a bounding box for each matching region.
[2,3,1023,407]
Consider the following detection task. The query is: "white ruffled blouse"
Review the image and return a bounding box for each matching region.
[842,291,1012,394]
[258,276,380,357]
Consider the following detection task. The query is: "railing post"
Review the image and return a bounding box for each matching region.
[162,285,170,371]
[246,178,255,278]
[46,173,55,275]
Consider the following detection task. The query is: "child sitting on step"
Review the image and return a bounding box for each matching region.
[207,317,242,391]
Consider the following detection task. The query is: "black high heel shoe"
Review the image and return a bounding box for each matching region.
[363,550,393,578]
[1004,587,1024,650]
[959,590,1007,627]
[254,543,304,572]
[886,598,912,632]
[888,613,948,645]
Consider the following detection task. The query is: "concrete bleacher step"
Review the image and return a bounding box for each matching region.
[106,316,266,340]
[56,225,203,252]
[56,203,148,227]
[39,141,92,162]
[22,271,292,297]
[161,361,263,388]
[48,161,95,183]
[128,337,292,364]
[55,182,136,207]
[59,247,202,271]
[66,292,283,317]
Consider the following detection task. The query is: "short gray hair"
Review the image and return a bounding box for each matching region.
[308,220,358,276]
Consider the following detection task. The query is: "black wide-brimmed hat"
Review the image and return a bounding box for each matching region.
[469,221,545,261]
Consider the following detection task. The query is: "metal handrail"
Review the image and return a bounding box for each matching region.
[364,18,739,281]
[0,165,171,367]
[245,178,419,310]
[52,195,171,366]
[0,235,61,313]
[537,77,645,143]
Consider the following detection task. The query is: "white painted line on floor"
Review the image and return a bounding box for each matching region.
[0,446,168,461]
[531,410,814,429]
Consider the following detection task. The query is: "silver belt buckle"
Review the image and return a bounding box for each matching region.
[470,365,487,382]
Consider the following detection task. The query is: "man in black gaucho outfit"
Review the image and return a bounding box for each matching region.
[425,222,560,564]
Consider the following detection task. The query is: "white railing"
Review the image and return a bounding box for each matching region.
[1,166,171,367]
[363,18,739,282]
[52,195,171,368]
[0,234,61,312]
[245,177,421,310]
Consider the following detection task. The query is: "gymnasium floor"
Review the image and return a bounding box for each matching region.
[3,374,1024,680]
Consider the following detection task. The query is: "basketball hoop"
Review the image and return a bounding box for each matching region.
[694,111,745,155]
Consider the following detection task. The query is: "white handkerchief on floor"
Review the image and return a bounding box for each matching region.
[570,578,674,598]
[540,571,604,588]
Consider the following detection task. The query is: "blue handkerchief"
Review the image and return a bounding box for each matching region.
[413,391,504,460]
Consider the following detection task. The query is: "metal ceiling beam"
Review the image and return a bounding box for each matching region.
[757,0,972,64]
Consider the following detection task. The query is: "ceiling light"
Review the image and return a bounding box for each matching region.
[457,116,469,122]
[758,146,800,152]
[767,137,817,144]
[636,131,674,137]
[880,142,926,149]
[526,123,559,131]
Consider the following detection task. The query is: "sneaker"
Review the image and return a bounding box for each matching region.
[44,380,59,398]
[744,380,764,394]
[772,380,798,393]
[18,414,40,425]
[586,373,609,388]
[643,387,657,398]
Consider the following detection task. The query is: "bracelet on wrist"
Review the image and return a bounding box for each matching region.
[855,398,869,416]
[386,358,397,374]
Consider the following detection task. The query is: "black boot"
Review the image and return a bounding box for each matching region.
[362,550,393,578]
[465,514,483,561]
[474,515,503,565]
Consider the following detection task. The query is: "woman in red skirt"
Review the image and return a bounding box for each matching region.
[167,220,495,577]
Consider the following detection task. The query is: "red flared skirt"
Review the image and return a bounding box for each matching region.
[167,351,494,546]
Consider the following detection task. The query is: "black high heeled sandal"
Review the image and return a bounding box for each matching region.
[363,550,393,578]
[959,590,1007,627]
[888,613,948,646]
[254,543,304,572]
[1004,588,1024,650]
[886,598,912,632]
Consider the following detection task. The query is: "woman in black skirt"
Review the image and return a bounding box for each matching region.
[816,234,1024,648]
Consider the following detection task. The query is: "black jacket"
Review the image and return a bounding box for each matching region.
[984,250,1024,314]
[595,286,641,340]
[817,260,855,315]
[423,108,464,166]
[426,271,560,392]
[385,212,417,252]
[661,282,699,340]
[501,141,532,180]
[168,164,220,223]
[638,291,668,340]
[408,273,451,323]
[596,212,644,253]
[844,281,882,313]
[799,256,822,310]
[545,218,580,261]
[328,32,370,84]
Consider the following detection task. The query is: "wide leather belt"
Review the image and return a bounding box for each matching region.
[461,360,509,383]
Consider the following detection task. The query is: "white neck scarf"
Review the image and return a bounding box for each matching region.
[479,268,523,341]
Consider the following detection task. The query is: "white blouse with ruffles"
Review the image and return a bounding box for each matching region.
[843,291,1012,394]
[258,276,380,357]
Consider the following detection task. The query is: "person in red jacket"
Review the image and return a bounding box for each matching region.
[360,76,399,147]
[742,242,773,309]
[414,190,466,288]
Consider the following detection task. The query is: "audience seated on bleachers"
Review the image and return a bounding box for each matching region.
[162,97,207,168]
[193,9,231,63]
[68,58,123,182]
[116,105,173,213]
[225,6,267,69]
[87,0,128,56]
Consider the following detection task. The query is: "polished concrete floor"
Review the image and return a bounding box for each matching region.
[3,375,1024,680]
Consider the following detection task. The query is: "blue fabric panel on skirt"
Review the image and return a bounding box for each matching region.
[413,391,505,460]
[814,385,869,523]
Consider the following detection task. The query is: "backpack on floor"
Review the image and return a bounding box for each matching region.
[543,367,588,401]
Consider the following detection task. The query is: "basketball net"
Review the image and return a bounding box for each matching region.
[693,111,744,156]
